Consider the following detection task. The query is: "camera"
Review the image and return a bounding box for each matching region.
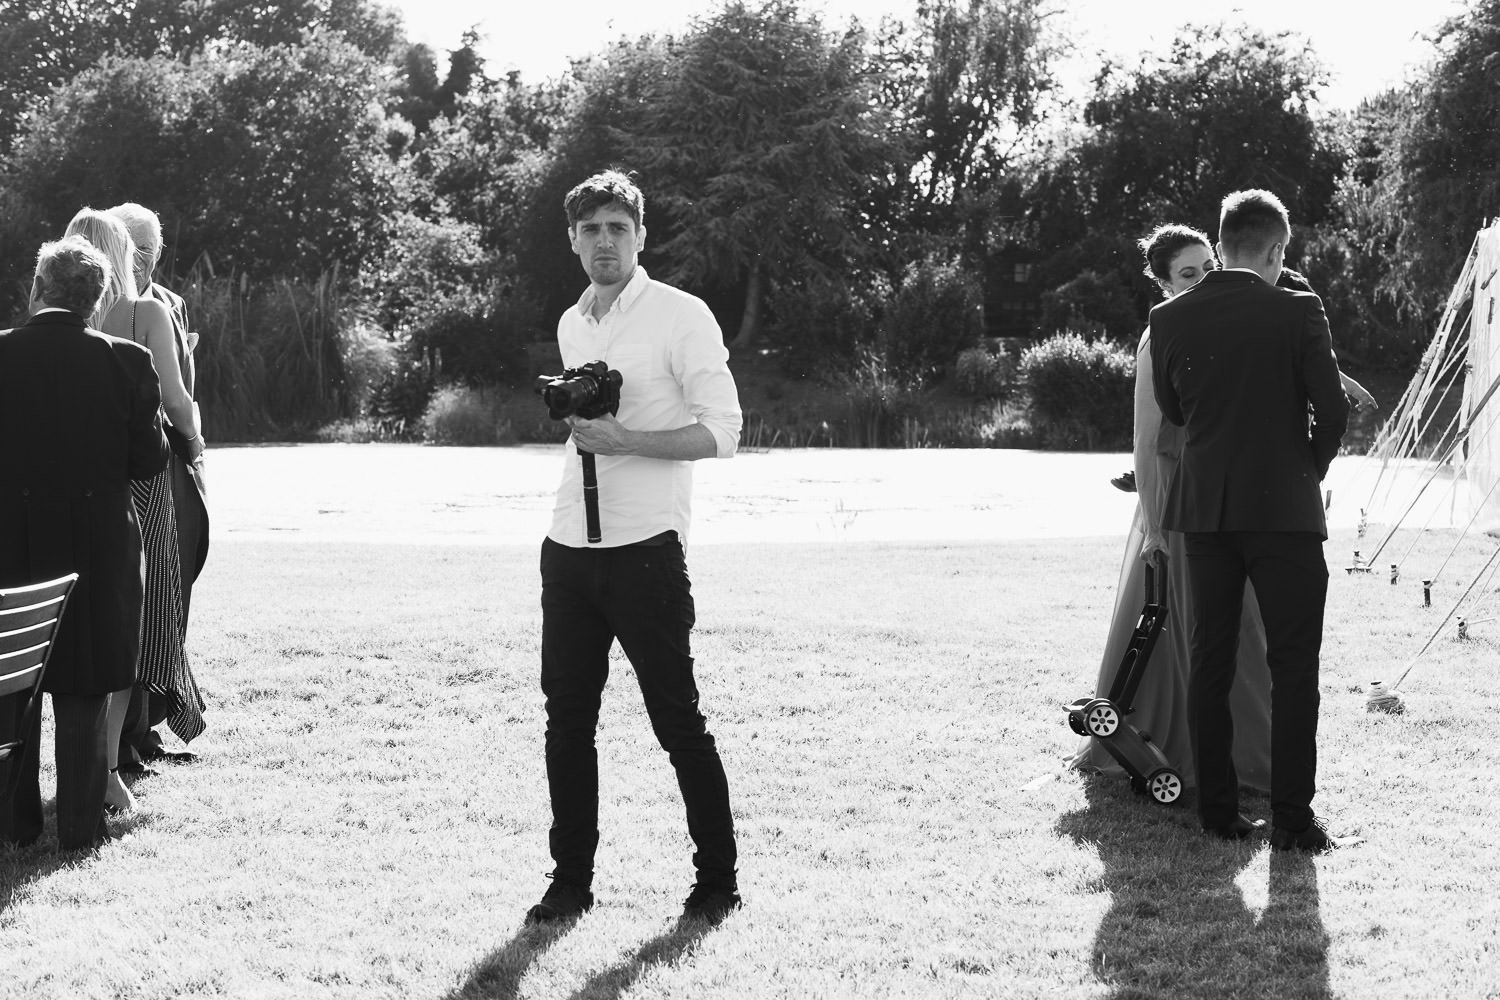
[534,360,623,420]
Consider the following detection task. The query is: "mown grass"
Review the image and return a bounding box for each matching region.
[1,528,1497,998]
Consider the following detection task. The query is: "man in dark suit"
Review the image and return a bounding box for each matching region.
[1150,190,1350,852]
[0,236,169,851]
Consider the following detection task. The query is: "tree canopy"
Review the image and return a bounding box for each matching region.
[0,0,1490,375]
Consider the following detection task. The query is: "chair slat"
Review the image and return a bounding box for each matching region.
[0,574,77,803]
[0,619,54,657]
[0,579,73,610]
[0,594,67,632]
[0,648,46,697]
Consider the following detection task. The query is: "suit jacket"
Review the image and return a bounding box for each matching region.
[1149,270,1349,537]
[0,310,169,694]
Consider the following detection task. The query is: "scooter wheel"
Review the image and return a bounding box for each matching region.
[1066,711,1089,736]
[1082,699,1120,738]
[1146,768,1183,804]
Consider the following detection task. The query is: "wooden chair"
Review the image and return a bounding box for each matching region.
[0,574,79,799]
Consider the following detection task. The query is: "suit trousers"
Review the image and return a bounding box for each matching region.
[1183,531,1326,832]
[0,690,110,850]
[119,685,170,764]
[539,535,737,888]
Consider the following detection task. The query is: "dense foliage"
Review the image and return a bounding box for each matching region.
[0,0,1494,443]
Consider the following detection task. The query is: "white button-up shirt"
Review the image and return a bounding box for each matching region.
[547,266,742,548]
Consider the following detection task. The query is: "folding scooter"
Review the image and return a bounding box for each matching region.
[1064,563,1184,805]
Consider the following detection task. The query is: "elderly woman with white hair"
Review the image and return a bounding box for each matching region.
[64,208,207,813]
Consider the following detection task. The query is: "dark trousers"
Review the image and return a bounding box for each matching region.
[0,690,110,850]
[120,685,170,765]
[540,536,737,888]
[1183,531,1326,832]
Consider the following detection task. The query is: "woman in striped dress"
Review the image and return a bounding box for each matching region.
[65,210,206,813]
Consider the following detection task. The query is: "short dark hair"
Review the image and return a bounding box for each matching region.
[1138,223,1214,291]
[34,235,110,317]
[1218,189,1290,259]
[564,169,645,230]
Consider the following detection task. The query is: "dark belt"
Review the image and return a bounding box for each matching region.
[628,530,678,547]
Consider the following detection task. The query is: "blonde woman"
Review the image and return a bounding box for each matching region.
[64,209,206,813]
[109,202,209,774]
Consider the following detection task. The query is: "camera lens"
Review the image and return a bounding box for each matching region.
[555,380,600,416]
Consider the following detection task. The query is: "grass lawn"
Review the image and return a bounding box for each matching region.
[1,527,1498,998]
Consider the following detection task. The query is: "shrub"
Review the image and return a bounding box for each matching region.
[1018,332,1134,450]
[920,400,1040,448]
[411,307,523,386]
[420,385,515,445]
[770,271,890,375]
[839,350,924,447]
[880,255,983,384]
[338,320,402,416]
[187,266,353,441]
[314,417,405,444]
[367,211,490,332]
[953,346,1015,399]
[1037,269,1140,341]
[366,358,434,437]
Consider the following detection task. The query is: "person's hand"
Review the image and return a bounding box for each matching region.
[568,413,635,456]
[1141,532,1168,567]
[1348,382,1377,411]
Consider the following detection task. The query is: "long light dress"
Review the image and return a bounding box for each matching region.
[1069,328,1272,791]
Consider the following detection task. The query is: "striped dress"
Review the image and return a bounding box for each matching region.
[129,304,206,743]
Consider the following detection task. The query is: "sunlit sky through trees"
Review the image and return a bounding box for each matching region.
[390,0,1464,110]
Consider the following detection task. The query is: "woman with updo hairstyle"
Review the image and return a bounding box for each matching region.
[64,208,207,816]
[1069,223,1274,793]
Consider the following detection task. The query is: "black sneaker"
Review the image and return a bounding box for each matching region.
[682,882,741,922]
[1110,471,1137,493]
[524,876,594,924]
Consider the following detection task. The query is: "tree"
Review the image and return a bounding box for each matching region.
[1296,2,1500,364]
[1024,22,1344,318]
[628,0,900,347]
[0,0,403,153]
[873,0,1058,248]
[1296,92,1421,365]
[389,29,488,140]
[1387,0,1500,314]
[0,30,401,290]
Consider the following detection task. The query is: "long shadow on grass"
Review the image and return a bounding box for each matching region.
[0,843,73,917]
[446,919,581,1000]
[563,914,725,1000]
[447,914,725,1000]
[0,801,148,916]
[1058,777,1330,1000]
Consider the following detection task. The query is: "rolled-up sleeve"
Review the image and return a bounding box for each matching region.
[673,302,742,458]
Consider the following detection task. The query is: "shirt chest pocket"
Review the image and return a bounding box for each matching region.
[607,344,672,396]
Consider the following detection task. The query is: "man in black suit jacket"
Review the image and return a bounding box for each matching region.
[0,236,168,851]
[1150,190,1349,852]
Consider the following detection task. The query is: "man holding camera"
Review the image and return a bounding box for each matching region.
[527,170,744,925]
